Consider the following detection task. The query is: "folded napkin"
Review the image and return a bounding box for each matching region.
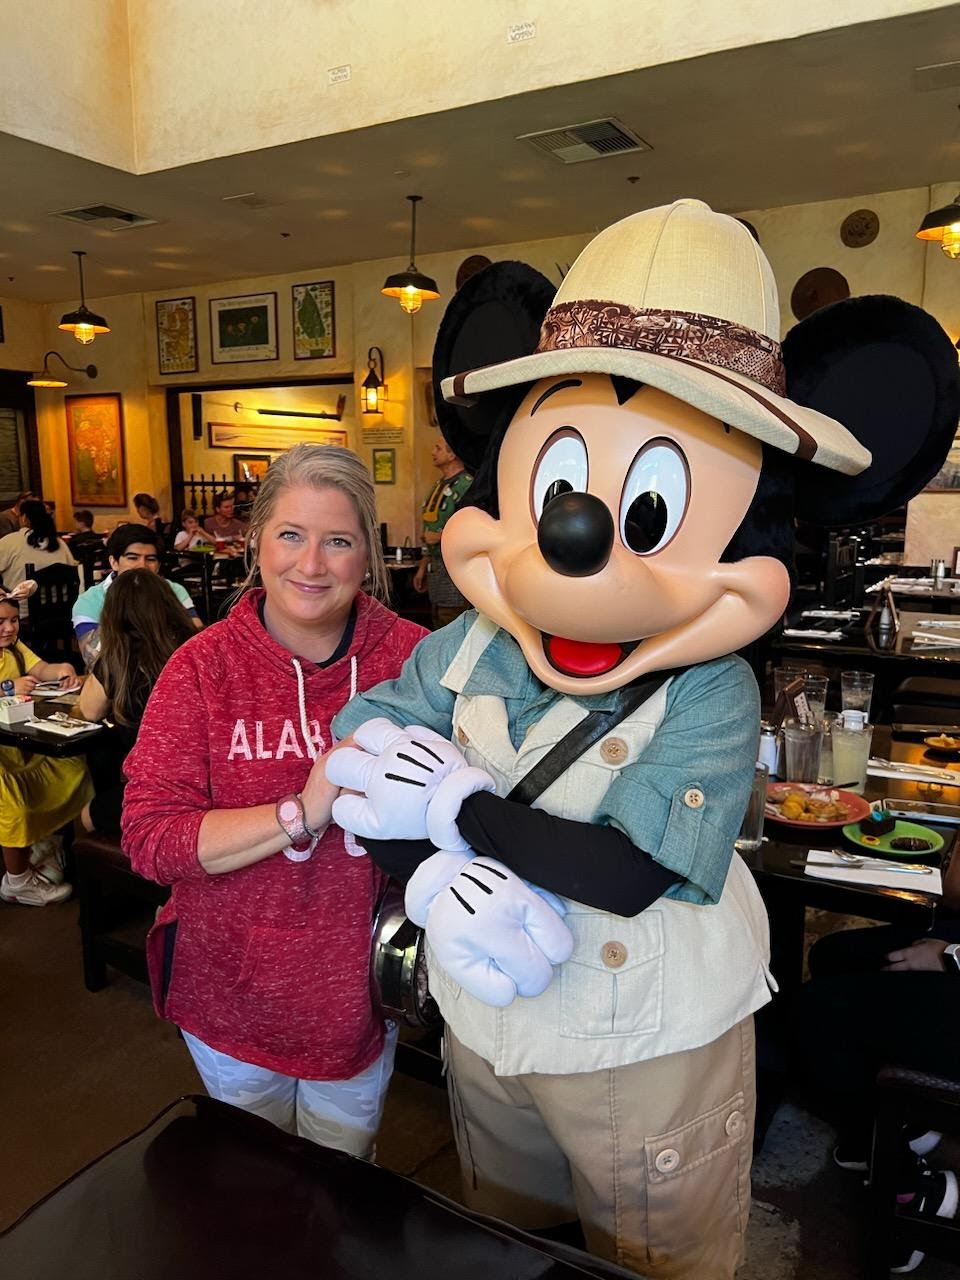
[782,628,845,640]
[867,758,959,785]
[801,609,860,620]
[801,849,942,894]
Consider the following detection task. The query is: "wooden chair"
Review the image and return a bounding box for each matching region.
[73,830,169,991]
[823,534,865,608]
[866,1065,960,1277]
[24,561,80,662]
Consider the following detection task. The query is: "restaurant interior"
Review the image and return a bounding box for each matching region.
[3,3,960,1277]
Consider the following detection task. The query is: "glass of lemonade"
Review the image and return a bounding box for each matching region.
[832,713,873,794]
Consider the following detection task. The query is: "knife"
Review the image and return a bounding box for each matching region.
[790,858,933,875]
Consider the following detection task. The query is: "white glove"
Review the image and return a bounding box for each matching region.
[406,851,574,1008]
[328,717,494,843]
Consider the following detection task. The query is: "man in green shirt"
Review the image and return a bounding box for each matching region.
[413,436,473,629]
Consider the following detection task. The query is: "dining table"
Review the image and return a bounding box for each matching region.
[0,1095,641,1280]
[742,726,959,1001]
[0,691,103,758]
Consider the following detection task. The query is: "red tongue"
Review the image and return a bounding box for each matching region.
[546,635,623,676]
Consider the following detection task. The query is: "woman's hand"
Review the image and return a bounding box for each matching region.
[885,938,949,972]
[12,674,37,696]
[302,736,355,835]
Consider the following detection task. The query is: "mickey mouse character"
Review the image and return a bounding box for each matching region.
[330,199,958,1278]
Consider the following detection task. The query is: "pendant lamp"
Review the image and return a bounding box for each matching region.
[915,193,960,260]
[26,350,98,388]
[58,250,110,344]
[381,196,440,314]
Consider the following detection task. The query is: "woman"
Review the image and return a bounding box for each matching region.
[78,569,196,834]
[122,445,427,1156]
[0,592,89,906]
[133,493,164,538]
[0,500,75,615]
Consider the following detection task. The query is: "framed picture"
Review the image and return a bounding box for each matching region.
[953,546,960,577]
[372,448,396,485]
[292,281,335,360]
[64,393,126,507]
[155,296,198,374]
[923,432,960,492]
[0,305,4,343]
[210,292,278,364]
[233,453,273,485]
[208,421,347,451]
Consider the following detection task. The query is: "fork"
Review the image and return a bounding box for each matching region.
[790,848,934,875]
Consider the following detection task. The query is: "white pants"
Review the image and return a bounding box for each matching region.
[182,1023,399,1159]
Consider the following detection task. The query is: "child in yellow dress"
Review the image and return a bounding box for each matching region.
[0,594,91,906]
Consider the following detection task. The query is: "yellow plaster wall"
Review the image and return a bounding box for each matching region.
[0,297,46,373]
[0,0,135,169]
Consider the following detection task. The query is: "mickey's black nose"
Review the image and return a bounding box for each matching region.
[537,492,614,578]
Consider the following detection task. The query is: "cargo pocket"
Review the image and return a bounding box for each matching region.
[559,911,664,1039]
[644,1091,751,1272]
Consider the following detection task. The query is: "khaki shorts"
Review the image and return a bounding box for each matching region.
[445,1017,755,1280]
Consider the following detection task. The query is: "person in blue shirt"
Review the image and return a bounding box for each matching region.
[72,523,200,668]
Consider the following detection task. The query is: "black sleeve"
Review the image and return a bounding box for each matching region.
[456,791,681,916]
[358,836,436,883]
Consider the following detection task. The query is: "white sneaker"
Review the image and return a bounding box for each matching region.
[0,871,72,906]
[29,837,65,885]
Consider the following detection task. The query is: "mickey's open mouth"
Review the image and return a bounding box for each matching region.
[542,633,640,677]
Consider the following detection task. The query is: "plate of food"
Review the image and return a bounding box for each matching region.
[841,816,944,857]
[765,783,871,828]
[923,733,960,759]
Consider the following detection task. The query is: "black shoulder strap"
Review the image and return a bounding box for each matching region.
[506,669,682,807]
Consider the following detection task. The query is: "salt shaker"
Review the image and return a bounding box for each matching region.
[758,722,781,780]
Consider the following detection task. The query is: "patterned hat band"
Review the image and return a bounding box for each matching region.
[537,301,786,397]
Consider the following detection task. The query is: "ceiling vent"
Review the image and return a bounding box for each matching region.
[52,203,159,231]
[518,118,651,164]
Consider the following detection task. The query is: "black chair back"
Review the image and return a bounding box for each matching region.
[823,534,865,607]
[25,561,81,663]
[72,542,109,590]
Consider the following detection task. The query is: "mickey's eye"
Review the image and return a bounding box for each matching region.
[531,429,588,519]
[620,439,689,555]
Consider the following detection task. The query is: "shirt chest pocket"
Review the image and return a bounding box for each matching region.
[559,910,665,1040]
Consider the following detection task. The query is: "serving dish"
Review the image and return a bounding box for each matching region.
[765,783,871,829]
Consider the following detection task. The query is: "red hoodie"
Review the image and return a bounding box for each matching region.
[122,589,427,1080]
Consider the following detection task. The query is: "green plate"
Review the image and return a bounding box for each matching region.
[841,819,944,858]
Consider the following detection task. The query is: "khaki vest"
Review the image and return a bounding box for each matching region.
[427,615,775,1076]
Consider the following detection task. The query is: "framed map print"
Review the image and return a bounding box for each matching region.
[292,281,335,360]
[156,296,198,374]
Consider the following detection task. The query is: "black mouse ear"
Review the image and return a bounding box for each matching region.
[432,261,555,471]
[783,295,959,526]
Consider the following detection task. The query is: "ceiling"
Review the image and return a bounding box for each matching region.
[2,8,960,304]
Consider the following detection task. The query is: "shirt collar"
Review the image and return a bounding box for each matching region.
[460,624,626,711]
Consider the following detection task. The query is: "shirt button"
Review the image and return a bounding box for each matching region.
[683,787,705,809]
[600,736,628,765]
[654,1148,681,1174]
[601,941,627,969]
[456,726,469,746]
[725,1110,744,1137]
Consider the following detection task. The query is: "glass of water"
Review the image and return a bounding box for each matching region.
[735,762,769,854]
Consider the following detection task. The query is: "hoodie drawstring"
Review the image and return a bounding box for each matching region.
[292,653,357,760]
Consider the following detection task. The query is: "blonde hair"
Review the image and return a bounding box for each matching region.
[238,444,389,603]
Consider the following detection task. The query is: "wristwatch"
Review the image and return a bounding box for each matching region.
[943,943,960,973]
[276,793,318,861]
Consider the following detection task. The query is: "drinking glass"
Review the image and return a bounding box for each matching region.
[773,665,806,702]
[817,712,839,786]
[735,762,769,854]
[841,670,874,721]
[832,720,874,794]
[782,719,823,784]
[802,675,828,723]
